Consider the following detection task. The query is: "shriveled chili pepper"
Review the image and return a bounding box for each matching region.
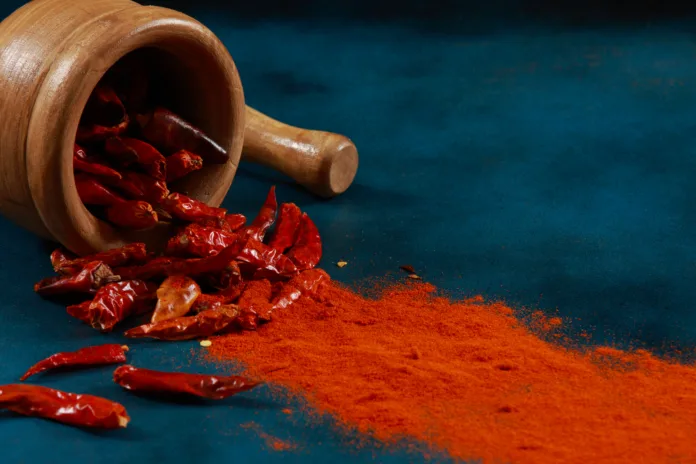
[124,304,239,341]
[237,279,273,324]
[35,261,119,297]
[104,171,169,204]
[154,207,173,222]
[271,269,330,315]
[0,384,129,429]
[237,238,298,279]
[202,260,241,291]
[165,223,237,257]
[113,365,260,399]
[194,213,246,233]
[105,137,166,181]
[75,174,125,206]
[80,85,127,127]
[267,203,302,253]
[76,118,129,143]
[136,107,228,163]
[160,193,226,223]
[151,276,201,323]
[20,344,128,381]
[166,150,203,182]
[116,243,243,281]
[242,186,277,242]
[67,280,156,332]
[74,144,123,181]
[286,212,322,270]
[106,200,158,229]
[50,248,78,275]
[57,243,148,275]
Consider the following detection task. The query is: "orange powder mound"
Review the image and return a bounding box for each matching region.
[208,281,696,463]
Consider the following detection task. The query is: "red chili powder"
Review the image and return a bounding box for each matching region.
[208,281,696,463]
[241,422,296,452]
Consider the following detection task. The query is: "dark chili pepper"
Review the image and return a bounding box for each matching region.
[124,304,239,341]
[103,171,169,204]
[75,174,125,206]
[151,276,201,323]
[194,213,246,233]
[166,150,203,182]
[66,280,156,332]
[237,279,273,324]
[286,213,322,270]
[165,223,238,257]
[106,200,158,229]
[20,344,128,381]
[0,384,130,429]
[136,107,228,163]
[57,243,148,275]
[76,118,129,143]
[74,144,123,181]
[154,207,173,222]
[80,85,127,127]
[201,260,241,291]
[35,261,119,297]
[271,269,330,315]
[113,365,260,399]
[160,193,226,223]
[237,238,298,279]
[267,203,302,253]
[50,248,78,275]
[104,137,166,181]
[242,186,277,242]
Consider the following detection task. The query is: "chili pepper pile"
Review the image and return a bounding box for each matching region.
[4,185,326,428]
[72,61,228,229]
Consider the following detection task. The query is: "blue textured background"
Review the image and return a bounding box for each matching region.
[2,0,696,462]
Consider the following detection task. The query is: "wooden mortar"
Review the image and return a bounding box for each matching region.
[0,0,358,254]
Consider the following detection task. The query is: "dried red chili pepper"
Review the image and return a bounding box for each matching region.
[237,279,273,325]
[194,213,246,233]
[124,304,239,341]
[151,276,201,323]
[76,118,129,143]
[165,223,238,257]
[0,384,129,429]
[267,203,302,253]
[136,107,228,163]
[113,365,260,399]
[286,213,322,270]
[80,85,127,127]
[202,260,241,291]
[74,144,123,181]
[237,238,298,279]
[57,243,148,275]
[20,344,128,381]
[35,261,119,297]
[66,280,156,332]
[105,137,166,181]
[75,174,125,206]
[104,171,169,204]
[166,150,203,182]
[242,186,277,242]
[160,193,226,223]
[271,269,329,315]
[106,200,158,229]
[50,248,78,275]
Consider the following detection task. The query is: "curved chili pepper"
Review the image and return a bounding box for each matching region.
[124,304,239,341]
[20,344,128,381]
[166,150,203,182]
[76,118,129,143]
[190,281,244,313]
[103,171,169,204]
[75,174,125,206]
[80,85,127,127]
[50,248,78,275]
[106,200,158,229]
[57,243,148,275]
[0,384,129,429]
[66,280,156,332]
[136,107,228,163]
[237,279,273,324]
[113,365,260,399]
[160,193,226,223]
[242,186,277,242]
[73,144,123,181]
[271,269,330,316]
[286,213,322,270]
[151,276,201,323]
[194,213,246,233]
[202,260,241,291]
[105,137,166,181]
[35,261,119,297]
[237,238,298,279]
[165,223,238,257]
[267,203,302,253]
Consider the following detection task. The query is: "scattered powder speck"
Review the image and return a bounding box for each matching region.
[241,422,296,452]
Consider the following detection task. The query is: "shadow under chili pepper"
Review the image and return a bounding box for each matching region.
[0,411,142,438]
[123,390,280,410]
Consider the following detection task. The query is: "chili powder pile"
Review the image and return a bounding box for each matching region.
[207,280,696,463]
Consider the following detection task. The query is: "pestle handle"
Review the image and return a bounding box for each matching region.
[242,107,358,198]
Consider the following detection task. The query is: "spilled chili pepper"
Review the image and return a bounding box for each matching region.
[35,261,119,297]
[165,223,238,257]
[56,243,148,275]
[194,213,246,233]
[160,193,227,223]
[237,238,298,280]
[136,107,228,163]
[202,260,242,291]
[286,213,322,270]
[124,304,239,341]
[237,279,273,324]
[104,171,169,204]
[243,186,277,242]
[190,286,243,313]
[267,203,302,253]
[114,365,260,399]
[20,344,128,381]
[50,248,78,275]
[105,137,167,181]
[75,174,125,206]
[106,200,158,229]
[66,280,156,332]
[0,384,130,429]
[271,269,330,315]
[166,150,203,182]
[151,276,201,323]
